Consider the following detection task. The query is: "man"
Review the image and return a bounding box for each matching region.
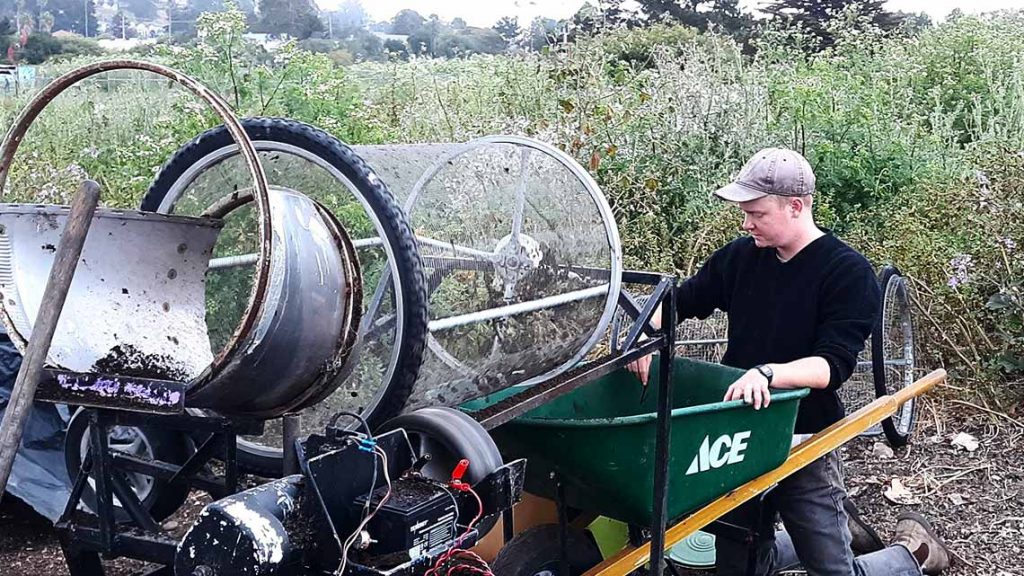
[629,148,950,575]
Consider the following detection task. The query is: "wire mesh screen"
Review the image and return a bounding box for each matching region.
[389,138,620,409]
[676,310,729,363]
[610,296,728,363]
[841,341,881,435]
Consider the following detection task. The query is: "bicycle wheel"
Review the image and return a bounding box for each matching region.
[872,265,917,447]
[144,118,428,475]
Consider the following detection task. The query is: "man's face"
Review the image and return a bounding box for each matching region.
[738,195,795,248]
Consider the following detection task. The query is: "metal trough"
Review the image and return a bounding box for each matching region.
[0,62,362,418]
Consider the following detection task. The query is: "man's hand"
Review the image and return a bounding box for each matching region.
[724,369,772,409]
[627,353,653,386]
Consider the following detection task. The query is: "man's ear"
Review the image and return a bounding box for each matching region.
[790,197,803,217]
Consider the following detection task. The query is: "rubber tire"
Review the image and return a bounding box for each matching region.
[379,407,503,538]
[492,524,604,576]
[872,265,915,447]
[143,117,429,476]
[64,408,193,524]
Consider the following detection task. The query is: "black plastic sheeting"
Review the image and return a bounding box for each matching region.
[0,334,72,521]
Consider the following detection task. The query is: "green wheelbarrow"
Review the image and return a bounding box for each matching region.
[463,357,809,527]
[464,357,944,576]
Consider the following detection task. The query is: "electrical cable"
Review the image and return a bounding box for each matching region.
[336,447,392,575]
[425,484,491,576]
[328,409,373,438]
[439,484,462,548]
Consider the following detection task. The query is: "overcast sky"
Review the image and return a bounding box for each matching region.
[314,0,1024,28]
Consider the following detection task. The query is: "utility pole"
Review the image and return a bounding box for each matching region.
[84,0,89,36]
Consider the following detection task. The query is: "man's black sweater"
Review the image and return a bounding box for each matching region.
[675,232,881,433]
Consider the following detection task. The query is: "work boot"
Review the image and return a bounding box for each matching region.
[844,499,885,554]
[893,512,952,575]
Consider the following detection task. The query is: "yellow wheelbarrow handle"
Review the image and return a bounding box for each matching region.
[585,368,947,576]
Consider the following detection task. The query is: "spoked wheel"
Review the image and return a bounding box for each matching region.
[837,265,918,441]
[873,265,917,447]
[400,136,623,410]
[64,408,194,523]
[143,118,428,477]
[379,407,503,538]
[492,524,603,576]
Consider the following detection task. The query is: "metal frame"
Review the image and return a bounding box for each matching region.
[54,405,262,576]
[465,269,679,574]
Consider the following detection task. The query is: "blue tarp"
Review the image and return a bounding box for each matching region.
[0,335,72,521]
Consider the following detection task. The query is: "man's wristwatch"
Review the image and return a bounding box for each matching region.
[754,364,774,385]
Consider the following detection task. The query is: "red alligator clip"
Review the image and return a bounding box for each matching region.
[449,458,471,491]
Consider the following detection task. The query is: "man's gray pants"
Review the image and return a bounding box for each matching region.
[713,451,922,576]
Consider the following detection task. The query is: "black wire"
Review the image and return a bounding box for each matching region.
[328,410,373,438]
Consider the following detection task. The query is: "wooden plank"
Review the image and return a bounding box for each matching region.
[584,368,946,576]
[0,181,100,494]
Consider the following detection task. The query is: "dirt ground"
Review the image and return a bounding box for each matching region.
[1,394,1021,576]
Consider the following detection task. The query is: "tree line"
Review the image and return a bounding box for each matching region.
[1,0,936,65]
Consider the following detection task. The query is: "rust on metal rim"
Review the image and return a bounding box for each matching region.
[0,59,272,381]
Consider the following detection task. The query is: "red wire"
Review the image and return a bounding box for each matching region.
[425,486,493,576]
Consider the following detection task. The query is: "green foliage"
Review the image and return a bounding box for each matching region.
[389,9,425,35]
[108,11,135,40]
[253,0,323,39]
[55,35,104,57]
[20,33,64,63]
[2,9,1023,405]
[383,38,407,59]
[435,27,506,58]
[493,16,520,43]
[628,0,757,49]
[4,0,98,36]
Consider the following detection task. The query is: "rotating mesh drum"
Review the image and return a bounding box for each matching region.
[359,136,622,409]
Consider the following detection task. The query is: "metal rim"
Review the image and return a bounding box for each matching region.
[286,198,364,412]
[884,273,916,435]
[78,425,156,506]
[0,60,273,383]
[405,135,623,388]
[154,140,403,418]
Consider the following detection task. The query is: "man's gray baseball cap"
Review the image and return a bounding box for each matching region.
[714,148,816,202]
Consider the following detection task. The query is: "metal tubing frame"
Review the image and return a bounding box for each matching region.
[648,285,676,574]
[54,407,258,574]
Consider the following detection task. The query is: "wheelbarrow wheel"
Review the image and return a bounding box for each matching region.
[143,117,428,476]
[379,407,503,538]
[492,524,603,576]
[64,407,194,524]
[872,265,917,447]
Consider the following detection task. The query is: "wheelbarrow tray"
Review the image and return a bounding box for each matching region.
[463,357,809,526]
